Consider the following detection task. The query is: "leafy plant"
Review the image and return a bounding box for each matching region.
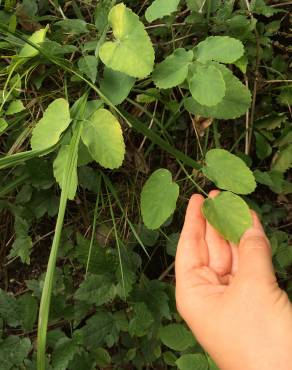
[0,0,291,369]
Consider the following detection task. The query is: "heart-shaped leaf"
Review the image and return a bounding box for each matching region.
[81,108,125,169]
[202,191,252,243]
[141,169,179,229]
[99,3,155,78]
[188,62,226,106]
[202,148,256,194]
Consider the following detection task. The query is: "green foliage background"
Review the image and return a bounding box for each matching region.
[0,0,291,369]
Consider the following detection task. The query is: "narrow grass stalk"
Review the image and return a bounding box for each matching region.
[37,120,82,370]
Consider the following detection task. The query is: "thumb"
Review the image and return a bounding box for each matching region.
[237,212,275,282]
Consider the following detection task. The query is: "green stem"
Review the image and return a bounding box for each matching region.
[36,120,82,370]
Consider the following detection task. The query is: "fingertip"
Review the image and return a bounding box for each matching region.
[208,189,220,198]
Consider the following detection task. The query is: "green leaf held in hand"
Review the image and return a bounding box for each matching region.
[145,0,180,22]
[202,148,256,194]
[141,168,179,229]
[195,36,244,64]
[188,62,226,106]
[99,3,155,78]
[81,108,125,169]
[152,48,193,89]
[31,98,71,150]
[202,191,252,243]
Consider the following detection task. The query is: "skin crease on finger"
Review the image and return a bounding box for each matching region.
[175,191,292,370]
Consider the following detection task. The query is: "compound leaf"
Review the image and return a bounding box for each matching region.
[196,36,244,64]
[202,191,252,243]
[141,169,179,229]
[185,64,251,119]
[145,0,180,22]
[99,3,155,78]
[81,108,125,169]
[202,149,256,194]
[188,62,225,106]
[152,48,193,89]
[31,98,71,150]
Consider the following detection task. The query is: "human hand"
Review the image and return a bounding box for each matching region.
[175,191,292,370]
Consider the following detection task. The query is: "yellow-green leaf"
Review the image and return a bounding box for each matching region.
[31,98,71,150]
[99,3,155,78]
[19,27,47,58]
[81,108,125,169]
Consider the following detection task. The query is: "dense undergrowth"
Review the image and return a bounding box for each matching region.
[0,0,291,369]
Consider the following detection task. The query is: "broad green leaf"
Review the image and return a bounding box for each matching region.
[202,191,252,243]
[77,55,98,83]
[53,145,78,200]
[188,62,226,106]
[145,0,180,22]
[0,289,20,327]
[19,27,47,58]
[141,169,179,229]
[185,64,251,119]
[254,170,283,194]
[81,311,114,349]
[272,144,292,173]
[95,348,111,367]
[9,235,33,264]
[55,19,88,35]
[100,67,135,105]
[18,294,38,331]
[255,112,287,130]
[75,274,116,306]
[31,98,71,150]
[129,302,154,337]
[202,149,256,194]
[0,118,8,133]
[81,108,125,169]
[176,354,208,370]
[152,48,193,89]
[158,324,195,351]
[0,336,31,370]
[6,100,25,115]
[52,338,78,370]
[99,3,155,78]
[77,139,93,166]
[196,36,244,64]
